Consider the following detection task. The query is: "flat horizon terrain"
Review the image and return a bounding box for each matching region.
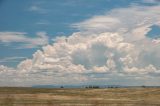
[0,87,160,106]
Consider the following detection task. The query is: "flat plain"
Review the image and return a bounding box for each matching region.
[0,87,160,106]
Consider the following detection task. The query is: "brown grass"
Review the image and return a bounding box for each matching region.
[0,87,159,106]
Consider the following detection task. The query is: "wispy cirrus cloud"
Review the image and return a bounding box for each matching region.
[29,5,48,14]
[36,20,50,25]
[72,5,160,35]
[28,1,48,14]
[0,32,49,49]
[0,57,27,63]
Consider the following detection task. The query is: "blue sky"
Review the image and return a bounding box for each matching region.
[0,0,132,35]
[0,0,140,67]
[0,0,160,86]
[1,0,159,67]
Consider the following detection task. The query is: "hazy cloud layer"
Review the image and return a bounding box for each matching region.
[1,5,160,86]
[142,0,160,3]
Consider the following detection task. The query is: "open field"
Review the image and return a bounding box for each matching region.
[0,87,160,106]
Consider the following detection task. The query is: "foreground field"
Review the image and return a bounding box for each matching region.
[0,87,160,106]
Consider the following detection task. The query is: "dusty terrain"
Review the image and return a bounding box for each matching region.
[0,87,160,106]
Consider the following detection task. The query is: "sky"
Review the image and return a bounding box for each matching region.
[0,0,160,86]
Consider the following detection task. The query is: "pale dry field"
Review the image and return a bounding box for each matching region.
[0,87,160,106]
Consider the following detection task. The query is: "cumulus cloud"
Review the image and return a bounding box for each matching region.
[1,5,160,86]
[0,32,49,48]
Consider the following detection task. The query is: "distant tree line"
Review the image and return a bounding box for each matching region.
[85,85,100,89]
[59,85,120,88]
[85,85,120,88]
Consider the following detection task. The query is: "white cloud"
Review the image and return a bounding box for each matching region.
[28,5,48,14]
[72,16,121,33]
[72,5,160,40]
[1,5,160,86]
[0,32,49,48]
